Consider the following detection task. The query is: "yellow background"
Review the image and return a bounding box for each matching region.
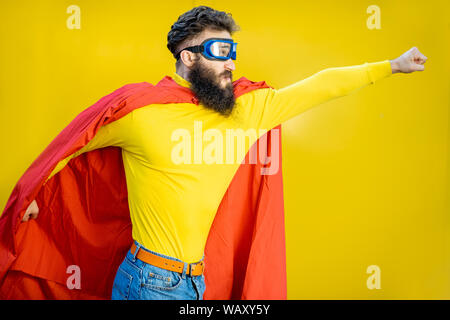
[0,0,449,299]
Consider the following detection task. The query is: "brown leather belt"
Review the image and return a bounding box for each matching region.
[130,243,204,276]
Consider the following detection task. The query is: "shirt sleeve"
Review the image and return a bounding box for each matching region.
[45,112,133,181]
[246,60,393,130]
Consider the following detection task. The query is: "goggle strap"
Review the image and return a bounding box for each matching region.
[175,45,204,60]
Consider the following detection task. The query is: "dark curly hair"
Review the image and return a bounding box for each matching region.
[167,6,240,61]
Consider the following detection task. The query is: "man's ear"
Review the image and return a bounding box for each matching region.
[180,50,197,68]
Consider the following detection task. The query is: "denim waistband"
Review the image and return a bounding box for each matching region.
[129,240,204,279]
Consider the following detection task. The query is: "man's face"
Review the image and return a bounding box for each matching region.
[181,29,237,116]
[188,29,236,88]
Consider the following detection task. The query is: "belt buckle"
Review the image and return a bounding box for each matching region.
[188,260,204,276]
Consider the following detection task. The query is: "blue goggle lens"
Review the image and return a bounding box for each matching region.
[204,39,237,60]
[175,38,238,61]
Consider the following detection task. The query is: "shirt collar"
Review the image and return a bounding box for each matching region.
[172,72,191,88]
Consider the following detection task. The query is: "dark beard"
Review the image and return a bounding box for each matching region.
[187,61,236,117]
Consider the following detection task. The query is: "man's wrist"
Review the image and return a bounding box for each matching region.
[389,59,400,74]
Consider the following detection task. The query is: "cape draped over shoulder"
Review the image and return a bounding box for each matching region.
[0,76,287,300]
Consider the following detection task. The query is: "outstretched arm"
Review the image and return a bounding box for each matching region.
[246,47,427,130]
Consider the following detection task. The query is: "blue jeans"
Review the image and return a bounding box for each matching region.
[111,241,206,300]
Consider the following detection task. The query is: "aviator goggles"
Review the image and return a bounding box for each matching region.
[175,38,237,61]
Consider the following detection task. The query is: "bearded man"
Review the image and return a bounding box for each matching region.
[1,6,427,300]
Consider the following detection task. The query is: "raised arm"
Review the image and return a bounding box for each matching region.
[247,47,427,130]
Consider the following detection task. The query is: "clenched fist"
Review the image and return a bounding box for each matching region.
[390,47,428,74]
[22,199,39,222]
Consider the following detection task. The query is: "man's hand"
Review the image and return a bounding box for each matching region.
[22,199,39,222]
[390,47,428,74]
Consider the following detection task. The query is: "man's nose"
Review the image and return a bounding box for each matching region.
[224,59,235,71]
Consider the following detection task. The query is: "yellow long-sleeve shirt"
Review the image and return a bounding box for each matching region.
[47,60,392,263]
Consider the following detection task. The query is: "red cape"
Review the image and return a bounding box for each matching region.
[0,76,287,300]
